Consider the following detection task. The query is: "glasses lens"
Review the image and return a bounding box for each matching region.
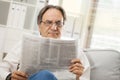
[42,20,63,27]
[44,21,53,26]
[55,21,63,27]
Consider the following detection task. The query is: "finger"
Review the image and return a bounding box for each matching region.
[69,66,84,76]
[11,71,28,80]
[11,73,27,80]
[69,63,84,75]
[71,59,81,64]
[72,69,83,76]
[69,66,79,72]
[14,71,28,78]
[69,63,84,69]
[69,66,84,72]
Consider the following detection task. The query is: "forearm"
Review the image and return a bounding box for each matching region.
[0,62,12,80]
[6,73,12,80]
[0,68,11,80]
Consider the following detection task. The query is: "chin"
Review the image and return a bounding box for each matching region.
[47,34,59,39]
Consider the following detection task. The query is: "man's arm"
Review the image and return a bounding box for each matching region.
[69,49,90,80]
[6,73,12,80]
[0,60,13,80]
[69,58,84,80]
[0,42,22,80]
[10,71,28,80]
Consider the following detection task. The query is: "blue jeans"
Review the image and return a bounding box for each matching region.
[28,70,57,80]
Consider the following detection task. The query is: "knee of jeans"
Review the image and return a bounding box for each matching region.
[38,70,55,78]
[29,70,57,80]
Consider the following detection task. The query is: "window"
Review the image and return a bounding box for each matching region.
[62,0,82,15]
[90,0,120,51]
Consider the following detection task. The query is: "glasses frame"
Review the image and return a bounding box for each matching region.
[41,20,64,28]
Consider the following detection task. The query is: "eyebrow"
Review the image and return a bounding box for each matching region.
[44,20,62,22]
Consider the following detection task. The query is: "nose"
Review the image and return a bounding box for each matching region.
[51,23,57,30]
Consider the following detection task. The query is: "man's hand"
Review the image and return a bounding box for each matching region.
[11,71,28,80]
[69,58,84,80]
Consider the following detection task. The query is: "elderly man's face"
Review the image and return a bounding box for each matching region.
[38,8,64,38]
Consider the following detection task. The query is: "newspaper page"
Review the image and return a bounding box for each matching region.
[20,33,78,80]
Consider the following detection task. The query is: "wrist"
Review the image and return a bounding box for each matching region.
[76,75,80,80]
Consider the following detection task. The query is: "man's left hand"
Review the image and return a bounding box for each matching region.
[69,58,84,80]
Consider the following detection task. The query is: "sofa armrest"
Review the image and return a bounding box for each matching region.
[84,49,120,80]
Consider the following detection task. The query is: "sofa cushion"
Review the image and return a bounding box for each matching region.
[84,49,120,80]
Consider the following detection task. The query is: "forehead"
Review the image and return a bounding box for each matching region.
[42,8,63,21]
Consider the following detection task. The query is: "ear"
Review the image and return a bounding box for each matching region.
[38,24,41,35]
[38,24,41,31]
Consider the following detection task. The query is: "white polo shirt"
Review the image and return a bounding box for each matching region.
[0,36,90,80]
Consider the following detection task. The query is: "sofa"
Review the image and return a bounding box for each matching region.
[84,49,120,80]
[0,49,120,80]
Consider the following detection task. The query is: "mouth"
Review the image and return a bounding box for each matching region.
[48,31,59,35]
[48,31,58,34]
[48,33,58,36]
[47,32,59,38]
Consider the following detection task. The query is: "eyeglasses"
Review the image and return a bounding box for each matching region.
[41,20,63,27]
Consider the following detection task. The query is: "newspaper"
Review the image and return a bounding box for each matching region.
[20,33,78,80]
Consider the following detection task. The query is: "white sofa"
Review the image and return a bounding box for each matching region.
[0,49,120,80]
[84,49,120,80]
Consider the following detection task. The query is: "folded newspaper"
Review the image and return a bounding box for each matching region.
[20,33,78,80]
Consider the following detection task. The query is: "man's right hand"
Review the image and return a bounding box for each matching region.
[11,71,28,80]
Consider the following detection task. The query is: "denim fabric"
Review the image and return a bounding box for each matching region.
[29,70,57,80]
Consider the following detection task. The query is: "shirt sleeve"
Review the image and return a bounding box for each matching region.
[0,42,21,80]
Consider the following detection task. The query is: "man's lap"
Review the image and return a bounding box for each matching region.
[29,70,57,80]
